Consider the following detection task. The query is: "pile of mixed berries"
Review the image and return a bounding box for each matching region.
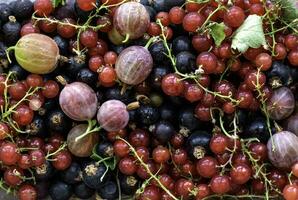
[0,0,298,199]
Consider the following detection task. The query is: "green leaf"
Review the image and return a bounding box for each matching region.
[209,22,226,47]
[51,0,65,8]
[273,0,298,22]
[231,15,266,53]
[91,146,117,170]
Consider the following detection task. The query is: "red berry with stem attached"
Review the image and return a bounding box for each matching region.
[57,18,76,38]
[184,84,204,102]
[224,6,245,28]
[139,185,161,200]
[4,167,24,187]
[183,12,205,32]
[98,66,117,87]
[12,105,34,126]
[119,156,137,175]
[29,150,45,167]
[80,28,98,48]
[283,184,298,200]
[21,23,40,36]
[172,148,188,165]
[39,17,57,33]
[230,163,252,184]
[147,22,161,36]
[162,73,184,96]
[169,7,185,24]
[156,12,170,26]
[52,150,72,170]
[196,52,218,74]
[113,139,130,158]
[89,55,104,72]
[274,43,287,60]
[175,178,194,199]
[236,90,254,109]
[244,70,266,91]
[255,53,272,71]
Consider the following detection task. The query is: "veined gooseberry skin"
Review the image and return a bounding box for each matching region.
[267,131,298,169]
[67,124,99,157]
[267,87,295,120]
[115,46,153,85]
[97,100,129,132]
[59,82,98,121]
[113,2,150,40]
[14,33,59,74]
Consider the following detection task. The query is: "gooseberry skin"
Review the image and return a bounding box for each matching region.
[14,33,59,74]
[97,100,129,132]
[115,46,153,85]
[267,87,295,121]
[113,2,150,40]
[267,131,298,169]
[67,124,99,157]
[59,82,98,121]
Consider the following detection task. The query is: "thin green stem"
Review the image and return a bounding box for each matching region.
[196,5,225,32]
[74,120,101,142]
[122,34,130,43]
[118,137,179,200]
[46,142,67,159]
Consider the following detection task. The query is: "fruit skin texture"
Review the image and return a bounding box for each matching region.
[97,100,129,132]
[114,2,150,40]
[115,46,153,85]
[14,33,59,74]
[18,184,37,200]
[59,82,98,121]
[283,184,298,200]
[267,87,295,121]
[67,124,99,157]
[267,131,298,169]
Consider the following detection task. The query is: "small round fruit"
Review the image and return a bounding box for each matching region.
[230,164,252,184]
[162,73,184,96]
[67,124,99,157]
[210,175,231,194]
[18,184,37,200]
[97,100,129,132]
[115,46,153,85]
[59,82,98,121]
[14,33,59,74]
[0,142,21,165]
[113,2,150,40]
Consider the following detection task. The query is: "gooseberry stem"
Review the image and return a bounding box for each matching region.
[75,119,101,142]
